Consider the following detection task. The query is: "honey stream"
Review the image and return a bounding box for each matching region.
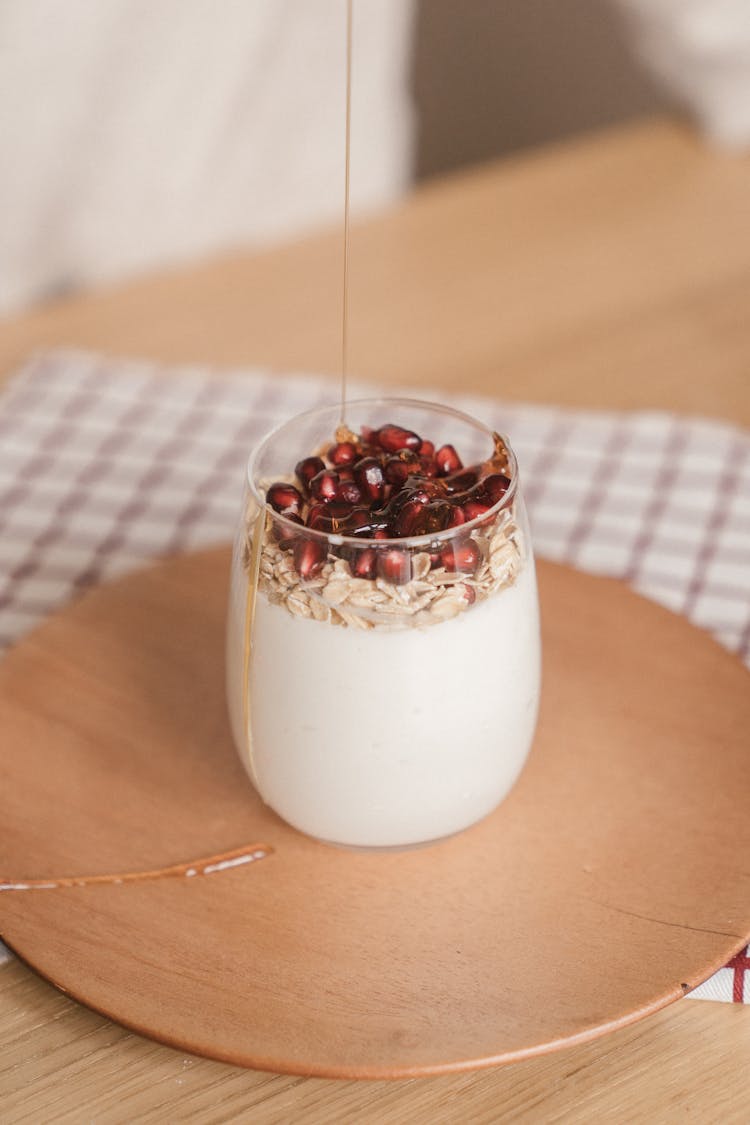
[340,0,353,422]
[241,0,354,773]
[240,507,266,784]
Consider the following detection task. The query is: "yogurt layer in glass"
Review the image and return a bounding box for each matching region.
[226,398,541,848]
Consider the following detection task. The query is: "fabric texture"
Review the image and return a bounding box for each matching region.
[0,350,748,1003]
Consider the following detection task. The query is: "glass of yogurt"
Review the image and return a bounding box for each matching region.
[226,398,541,849]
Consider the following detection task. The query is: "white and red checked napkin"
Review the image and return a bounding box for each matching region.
[0,349,748,1002]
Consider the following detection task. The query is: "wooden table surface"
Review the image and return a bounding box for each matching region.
[1,116,749,1122]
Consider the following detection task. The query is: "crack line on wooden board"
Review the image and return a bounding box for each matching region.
[591,899,742,941]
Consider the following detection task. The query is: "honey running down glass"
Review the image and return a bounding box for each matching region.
[226,398,541,848]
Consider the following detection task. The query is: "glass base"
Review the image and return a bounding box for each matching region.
[311,824,474,855]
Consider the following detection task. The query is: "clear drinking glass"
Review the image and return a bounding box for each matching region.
[226,398,541,848]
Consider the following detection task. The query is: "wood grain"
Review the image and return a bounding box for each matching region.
[2,115,750,1119]
[3,957,750,1124]
[1,548,749,1082]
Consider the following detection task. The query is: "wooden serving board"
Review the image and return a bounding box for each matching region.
[1,548,749,1079]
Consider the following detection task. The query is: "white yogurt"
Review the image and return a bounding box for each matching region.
[227,554,541,848]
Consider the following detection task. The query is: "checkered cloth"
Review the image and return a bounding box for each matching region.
[0,349,748,1003]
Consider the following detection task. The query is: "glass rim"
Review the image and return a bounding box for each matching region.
[246,396,519,549]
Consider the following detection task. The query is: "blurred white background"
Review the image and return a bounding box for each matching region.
[0,0,747,315]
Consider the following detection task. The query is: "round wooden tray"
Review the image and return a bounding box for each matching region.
[1,548,749,1078]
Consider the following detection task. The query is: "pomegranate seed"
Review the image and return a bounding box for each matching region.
[350,547,377,579]
[328,441,358,466]
[295,457,325,492]
[273,513,304,550]
[428,478,452,498]
[377,547,412,584]
[419,457,440,478]
[440,539,480,574]
[463,499,493,523]
[419,439,435,457]
[306,502,331,530]
[480,473,511,505]
[462,584,476,605]
[307,500,359,534]
[327,500,354,520]
[425,502,456,533]
[429,550,442,568]
[338,478,364,505]
[353,457,386,503]
[341,507,392,536]
[384,451,420,486]
[310,469,340,502]
[267,482,304,517]
[435,444,463,475]
[293,537,327,579]
[443,467,480,494]
[376,424,421,453]
[337,466,355,482]
[341,507,373,534]
[384,486,429,524]
[394,499,429,536]
[406,484,433,505]
[384,459,410,487]
[447,505,466,527]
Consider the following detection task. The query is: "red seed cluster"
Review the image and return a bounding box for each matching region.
[265,423,511,583]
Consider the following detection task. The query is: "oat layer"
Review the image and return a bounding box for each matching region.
[244,504,525,631]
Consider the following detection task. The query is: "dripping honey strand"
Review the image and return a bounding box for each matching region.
[0,843,273,893]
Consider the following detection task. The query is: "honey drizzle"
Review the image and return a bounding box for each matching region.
[241,509,266,786]
[237,3,353,787]
[0,844,272,893]
[340,0,353,423]
[489,432,512,475]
